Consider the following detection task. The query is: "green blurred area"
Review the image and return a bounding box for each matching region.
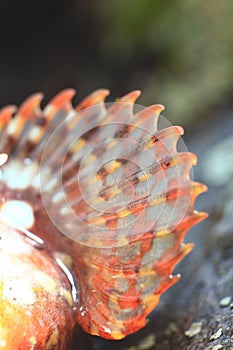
[0,0,232,128]
[96,0,233,125]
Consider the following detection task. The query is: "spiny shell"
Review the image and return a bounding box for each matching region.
[0,89,207,345]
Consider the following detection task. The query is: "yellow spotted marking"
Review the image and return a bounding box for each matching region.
[156,229,170,237]
[29,336,37,345]
[117,236,129,246]
[107,139,117,149]
[45,328,59,350]
[59,287,74,308]
[110,329,125,340]
[149,196,166,207]
[146,138,157,149]
[111,187,121,196]
[137,172,150,182]
[118,208,132,218]
[87,215,105,225]
[71,138,86,152]
[105,159,122,174]
[28,126,43,142]
[85,154,97,166]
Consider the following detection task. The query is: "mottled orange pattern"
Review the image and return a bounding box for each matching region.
[0,90,207,348]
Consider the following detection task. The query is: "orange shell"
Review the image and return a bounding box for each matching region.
[0,221,76,349]
[0,89,207,344]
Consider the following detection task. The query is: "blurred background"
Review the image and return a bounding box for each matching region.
[0,0,232,129]
[0,1,232,349]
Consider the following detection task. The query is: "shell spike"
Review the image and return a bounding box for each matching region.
[44,89,76,118]
[132,104,165,134]
[17,93,44,119]
[159,274,181,294]
[0,106,16,139]
[76,89,110,111]
[0,105,16,124]
[0,94,44,154]
[118,90,141,103]
[105,90,141,123]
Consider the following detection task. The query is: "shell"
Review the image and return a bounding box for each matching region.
[0,220,76,350]
[0,89,207,344]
